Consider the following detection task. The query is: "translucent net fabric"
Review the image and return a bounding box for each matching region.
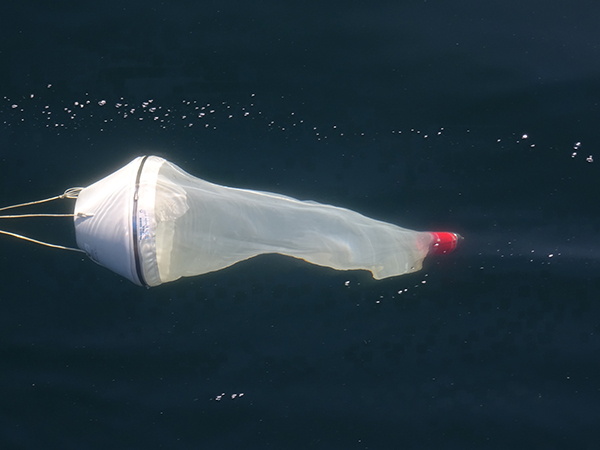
[149,160,433,284]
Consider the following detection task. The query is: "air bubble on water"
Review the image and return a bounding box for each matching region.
[212,392,244,401]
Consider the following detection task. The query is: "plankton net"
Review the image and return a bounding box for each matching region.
[0,156,461,287]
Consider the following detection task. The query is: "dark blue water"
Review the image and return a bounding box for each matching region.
[1,1,600,449]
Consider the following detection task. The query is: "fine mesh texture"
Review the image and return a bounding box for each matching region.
[150,160,433,284]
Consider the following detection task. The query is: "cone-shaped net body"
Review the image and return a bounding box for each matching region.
[74,156,434,286]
